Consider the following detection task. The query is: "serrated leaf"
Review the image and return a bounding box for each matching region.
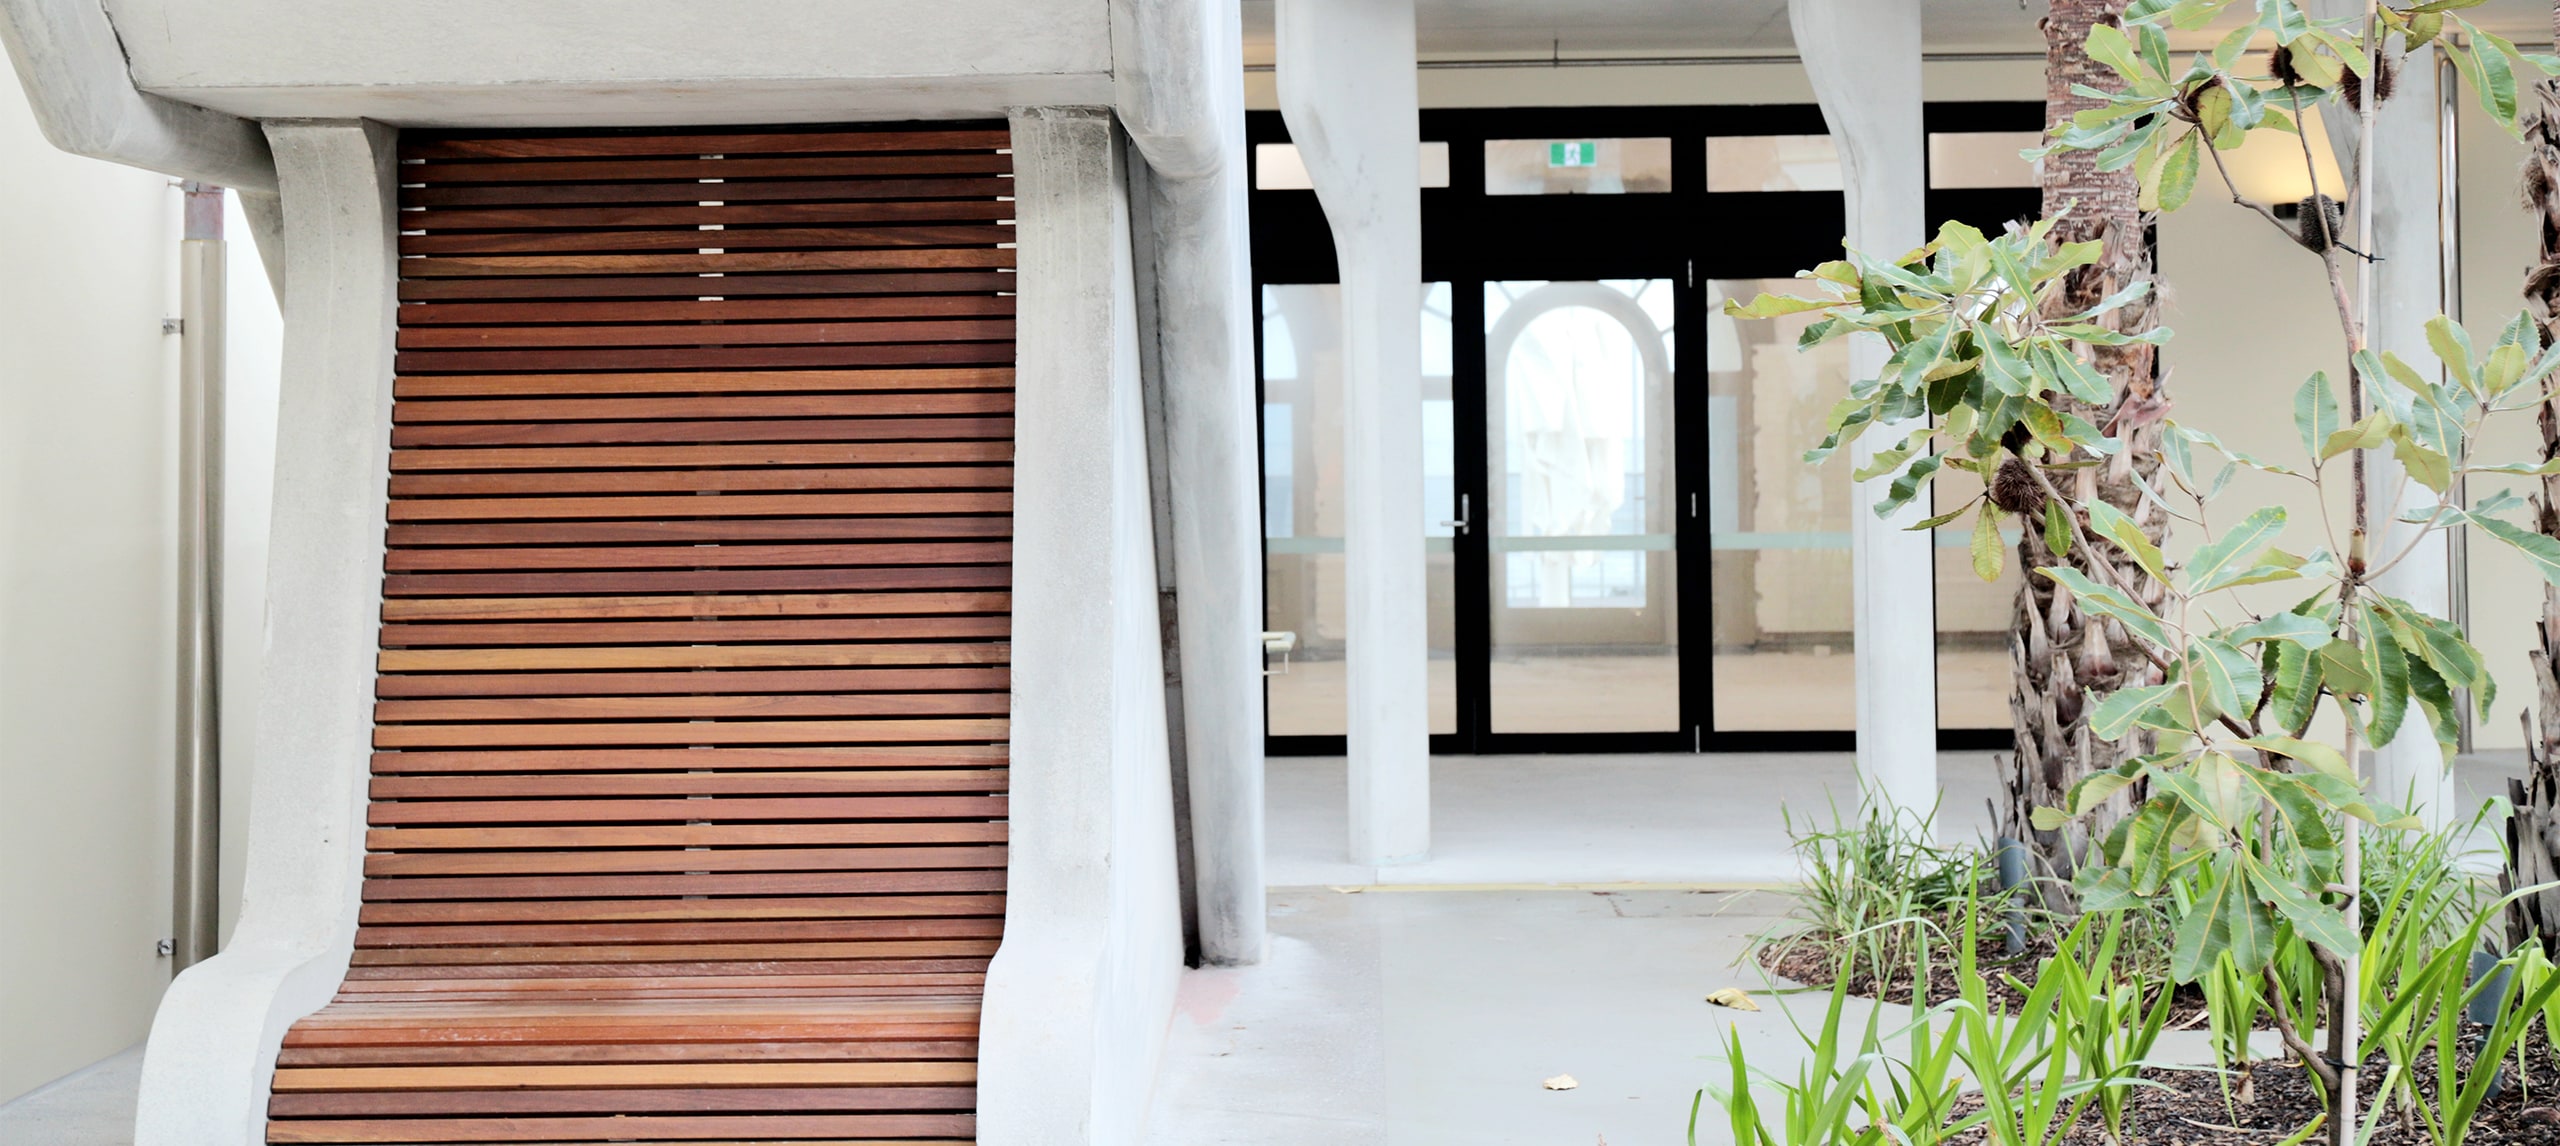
[2406,654,2462,755]
[1971,505,2005,582]
[2030,805,2073,832]
[2321,412,2392,460]
[2068,766,2144,816]
[2044,499,2073,556]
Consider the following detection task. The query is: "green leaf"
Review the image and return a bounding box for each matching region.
[2085,499,2168,581]
[2388,427,2454,494]
[2318,639,2373,697]
[1971,506,2005,582]
[2157,129,2203,212]
[2084,22,2149,80]
[2406,654,2462,754]
[2227,611,2332,649]
[2457,507,2560,588]
[2232,735,2354,784]
[2030,805,2073,832]
[2320,411,2392,460]
[1724,292,1837,319]
[2092,682,2182,739]
[2068,764,2145,815]
[2246,854,2358,959]
[2268,639,2323,733]
[2426,314,2477,382]
[2185,506,2286,593]
[2293,372,2339,461]
[2173,855,2277,982]
[2188,637,2263,721]
[2044,499,2074,557]
[2041,565,2177,649]
[2360,603,2413,747]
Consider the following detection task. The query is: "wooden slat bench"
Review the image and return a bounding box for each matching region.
[265,123,1015,1146]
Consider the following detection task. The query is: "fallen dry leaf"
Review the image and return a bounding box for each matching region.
[1542,1073,1579,1091]
[1706,987,1761,1012]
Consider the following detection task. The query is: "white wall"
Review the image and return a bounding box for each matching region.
[0,54,281,1103]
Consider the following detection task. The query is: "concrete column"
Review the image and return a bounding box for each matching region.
[2364,49,2461,828]
[977,106,1184,1145]
[1274,0,1430,865]
[133,119,398,1146]
[1113,0,1269,964]
[1790,0,1939,817]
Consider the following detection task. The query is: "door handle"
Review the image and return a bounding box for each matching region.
[1440,493,1471,535]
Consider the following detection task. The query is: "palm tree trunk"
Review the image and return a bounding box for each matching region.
[2504,6,2560,951]
[1999,0,2172,904]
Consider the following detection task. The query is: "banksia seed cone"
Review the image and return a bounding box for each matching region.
[2269,46,2304,87]
[1990,456,2044,515]
[2341,52,2397,112]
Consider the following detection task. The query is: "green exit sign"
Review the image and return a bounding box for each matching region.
[1549,141,1598,168]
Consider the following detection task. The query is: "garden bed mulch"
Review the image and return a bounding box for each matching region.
[1754,933,2218,1029]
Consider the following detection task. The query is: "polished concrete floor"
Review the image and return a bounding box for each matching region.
[1267,750,2004,887]
[0,1045,139,1146]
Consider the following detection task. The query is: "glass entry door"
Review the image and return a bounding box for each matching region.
[1480,279,1683,735]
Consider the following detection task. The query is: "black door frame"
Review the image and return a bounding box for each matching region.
[1251,103,2039,757]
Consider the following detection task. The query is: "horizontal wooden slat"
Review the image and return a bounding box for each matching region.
[387,491,1009,522]
[363,870,1005,902]
[274,1059,976,1091]
[396,319,1015,352]
[382,567,1010,597]
[405,151,1013,183]
[379,644,1005,674]
[383,542,1009,573]
[349,939,1001,967]
[363,846,1007,880]
[352,919,1003,949]
[383,591,1005,622]
[401,224,1012,257]
[391,439,1010,470]
[390,467,1012,498]
[404,201,1013,232]
[397,342,1014,374]
[401,174,1013,208]
[403,128,1009,160]
[391,415,1011,448]
[404,248,1013,280]
[365,822,1008,852]
[268,1114,973,1143]
[376,667,1009,699]
[397,268,1015,302]
[371,770,1008,800]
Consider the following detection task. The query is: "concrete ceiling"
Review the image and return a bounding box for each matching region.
[1239,0,2555,62]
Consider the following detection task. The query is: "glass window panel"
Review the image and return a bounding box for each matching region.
[1483,138,1673,196]
[1928,131,2043,189]
[1706,278,1854,731]
[1705,134,1844,192]
[1255,142,1452,191]
[1485,279,1680,733]
[1261,283,1458,736]
[1934,464,2021,729]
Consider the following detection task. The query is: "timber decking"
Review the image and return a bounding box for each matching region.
[265,123,1015,1146]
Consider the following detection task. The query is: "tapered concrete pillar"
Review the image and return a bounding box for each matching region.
[135,119,399,1146]
[1115,0,1269,964]
[1791,0,1939,818]
[2363,48,2461,828]
[1274,0,1430,864]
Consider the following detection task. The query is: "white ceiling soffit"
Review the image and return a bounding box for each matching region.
[100,0,1115,126]
[1240,0,2555,64]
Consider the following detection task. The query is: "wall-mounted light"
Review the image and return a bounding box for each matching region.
[2218,101,2348,206]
